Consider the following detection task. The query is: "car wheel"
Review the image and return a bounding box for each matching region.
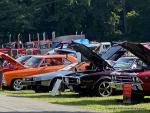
[11,79,24,91]
[96,79,113,97]
[34,87,41,93]
[34,86,49,93]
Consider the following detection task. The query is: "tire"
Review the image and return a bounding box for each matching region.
[95,79,113,97]
[34,86,49,93]
[34,86,41,93]
[11,79,24,91]
[49,79,57,91]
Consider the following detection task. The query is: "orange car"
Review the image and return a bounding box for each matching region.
[2,54,77,90]
[0,52,25,72]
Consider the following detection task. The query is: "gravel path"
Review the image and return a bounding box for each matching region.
[0,94,102,113]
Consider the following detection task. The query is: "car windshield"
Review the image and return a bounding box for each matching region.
[16,56,31,64]
[24,57,42,68]
[113,57,135,70]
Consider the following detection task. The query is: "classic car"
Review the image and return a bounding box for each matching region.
[23,43,127,93]
[62,42,150,97]
[2,55,32,72]
[3,54,77,90]
[110,46,150,98]
[47,48,82,62]
[113,57,145,70]
[0,52,25,72]
[23,62,78,93]
[4,55,31,65]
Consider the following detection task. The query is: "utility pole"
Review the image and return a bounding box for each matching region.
[9,33,12,43]
[43,32,46,41]
[37,33,40,48]
[18,33,21,48]
[52,31,55,41]
[29,34,31,42]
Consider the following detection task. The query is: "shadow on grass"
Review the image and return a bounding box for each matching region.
[57,97,150,106]
[5,90,150,108]
[114,109,150,113]
[9,93,81,99]
[15,94,150,107]
[9,94,122,106]
[53,99,123,106]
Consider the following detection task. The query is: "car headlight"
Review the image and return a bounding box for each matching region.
[77,78,81,84]
[65,78,69,84]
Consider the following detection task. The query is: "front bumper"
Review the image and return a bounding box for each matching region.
[110,82,143,91]
[23,79,51,87]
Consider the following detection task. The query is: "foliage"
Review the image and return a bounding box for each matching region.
[0,0,150,43]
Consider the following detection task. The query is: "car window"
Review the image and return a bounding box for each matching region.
[16,56,31,64]
[52,58,63,65]
[62,58,71,65]
[113,58,135,70]
[25,57,42,68]
[40,60,46,67]
[44,58,64,66]
[102,45,111,52]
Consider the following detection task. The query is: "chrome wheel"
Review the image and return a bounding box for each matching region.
[13,79,24,90]
[98,81,112,97]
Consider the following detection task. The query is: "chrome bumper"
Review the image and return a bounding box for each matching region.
[23,80,51,87]
[110,82,143,91]
[110,82,123,90]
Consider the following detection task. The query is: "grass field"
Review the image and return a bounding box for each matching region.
[1,90,150,113]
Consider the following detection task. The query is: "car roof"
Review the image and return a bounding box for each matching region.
[118,56,139,59]
[121,56,139,59]
[32,54,69,59]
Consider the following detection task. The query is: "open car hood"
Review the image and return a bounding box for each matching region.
[0,52,25,69]
[120,42,150,66]
[70,43,112,69]
[101,45,126,61]
[71,42,150,70]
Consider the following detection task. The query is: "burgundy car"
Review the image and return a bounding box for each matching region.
[63,42,150,97]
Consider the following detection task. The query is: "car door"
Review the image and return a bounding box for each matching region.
[40,58,65,73]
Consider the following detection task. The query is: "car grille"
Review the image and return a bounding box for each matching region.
[64,77,80,85]
[112,76,136,83]
[111,72,143,84]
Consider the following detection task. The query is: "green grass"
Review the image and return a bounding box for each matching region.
[1,90,150,113]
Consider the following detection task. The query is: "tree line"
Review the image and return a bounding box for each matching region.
[0,0,150,43]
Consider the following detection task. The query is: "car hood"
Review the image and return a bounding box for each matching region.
[25,63,78,81]
[101,45,126,61]
[0,52,25,69]
[27,70,74,81]
[120,42,150,66]
[71,43,127,69]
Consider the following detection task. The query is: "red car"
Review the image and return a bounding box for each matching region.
[62,42,150,97]
[111,42,150,98]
